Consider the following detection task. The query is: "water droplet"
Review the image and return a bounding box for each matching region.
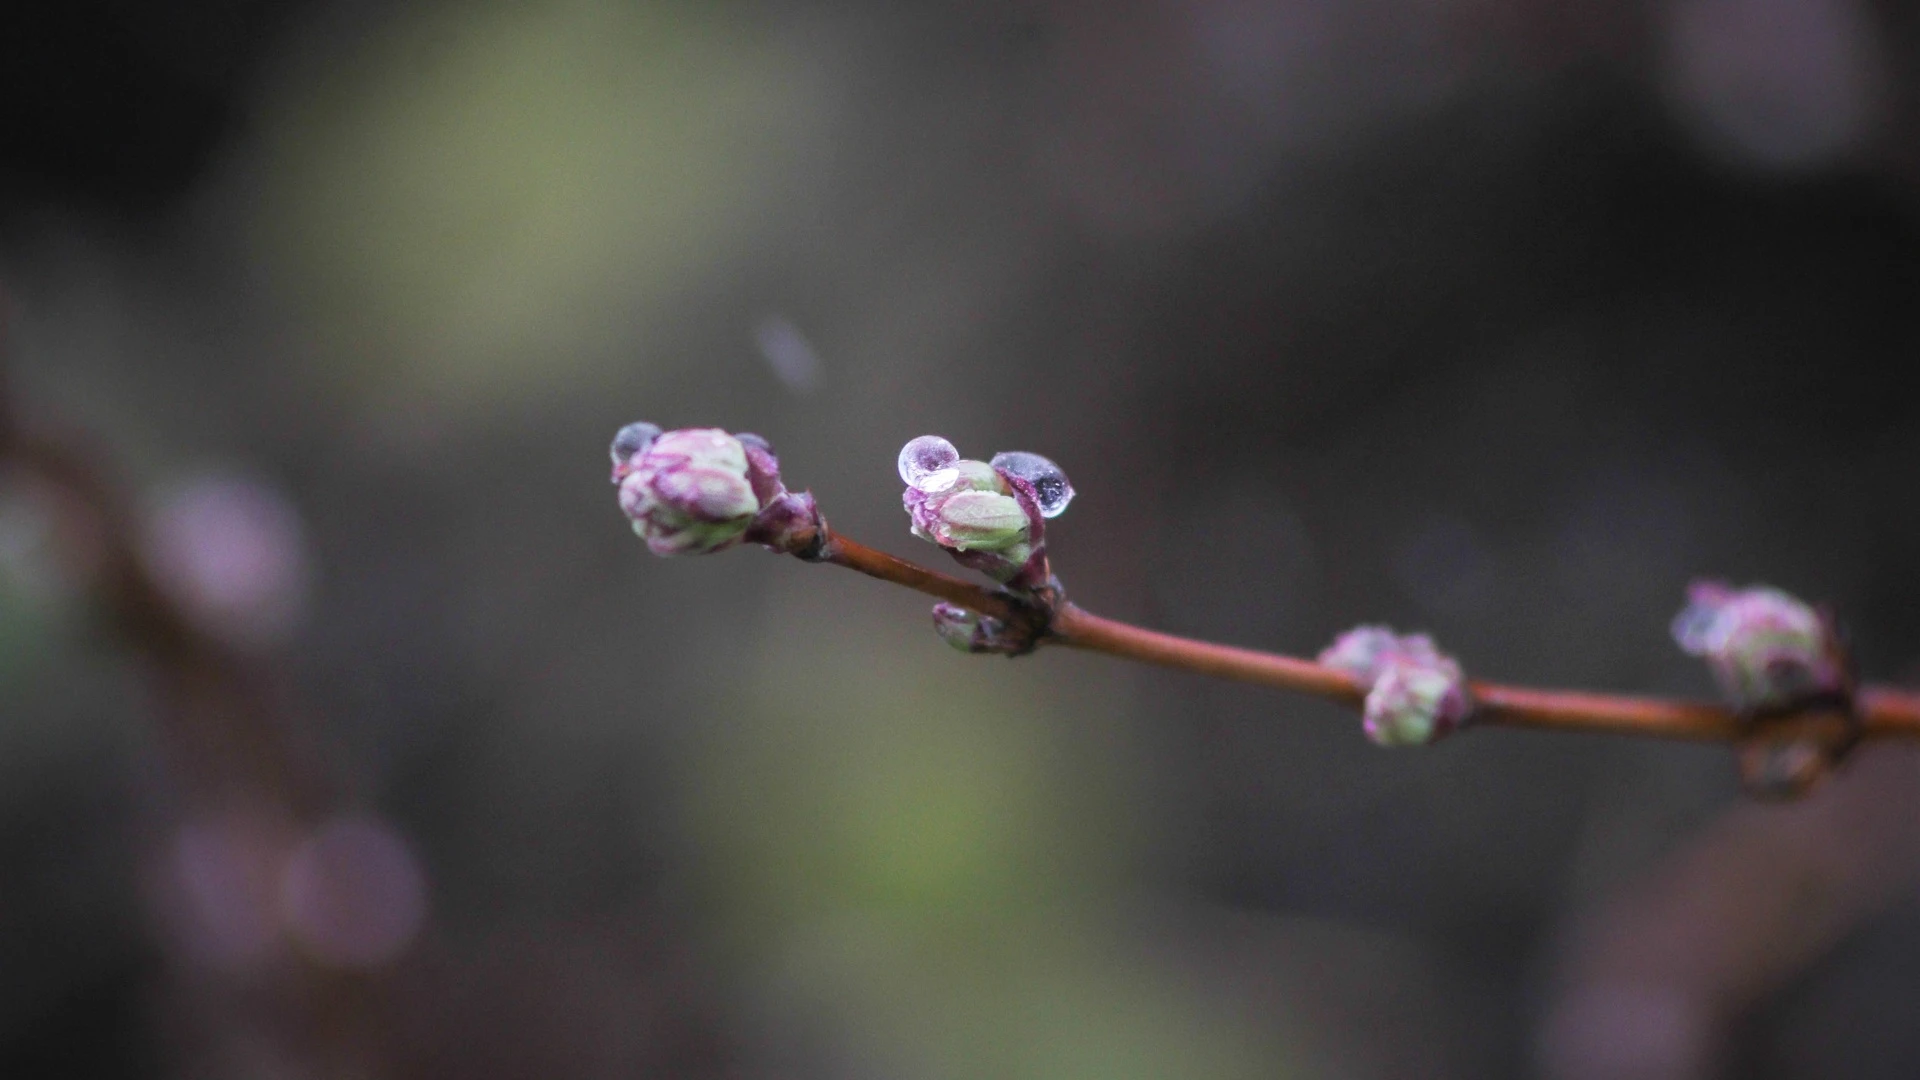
[898,436,959,486]
[1670,602,1722,655]
[610,422,662,466]
[917,467,961,493]
[990,451,1075,517]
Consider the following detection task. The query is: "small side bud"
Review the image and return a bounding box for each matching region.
[1671,581,1846,710]
[1319,626,1472,747]
[1736,735,1832,800]
[929,602,1032,655]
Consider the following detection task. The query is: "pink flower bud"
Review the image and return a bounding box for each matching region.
[611,424,826,558]
[1670,580,1846,710]
[615,427,767,555]
[1319,625,1472,747]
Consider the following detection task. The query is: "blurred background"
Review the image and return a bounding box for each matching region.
[4,1,1920,1077]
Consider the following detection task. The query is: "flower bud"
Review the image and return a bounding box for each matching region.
[1364,662,1470,747]
[903,453,1031,553]
[1670,581,1846,710]
[615,427,764,555]
[1319,625,1472,747]
[899,436,1072,589]
[1318,625,1406,680]
[930,602,1031,655]
[1736,735,1832,800]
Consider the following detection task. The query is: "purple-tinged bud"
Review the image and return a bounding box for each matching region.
[616,427,764,555]
[1363,662,1471,747]
[899,436,1072,589]
[1318,625,1405,682]
[1319,625,1472,747]
[930,602,1032,656]
[1671,581,1846,710]
[902,451,1030,553]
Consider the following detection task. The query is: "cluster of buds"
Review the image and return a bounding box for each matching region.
[610,423,820,557]
[1319,626,1473,747]
[1670,581,1848,711]
[897,436,1073,591]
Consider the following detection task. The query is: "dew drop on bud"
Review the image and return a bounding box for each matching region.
[610,422,662,466]
[990,451,1074,517]
[898,435,960,486]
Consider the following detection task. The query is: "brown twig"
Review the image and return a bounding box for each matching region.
[821,531,1023,624]
[1,294,385,1076]
[809,529,1920,745]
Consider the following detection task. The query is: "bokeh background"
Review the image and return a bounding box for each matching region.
[5,1,1920,1077]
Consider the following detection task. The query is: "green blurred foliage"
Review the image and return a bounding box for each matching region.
[247,0,828,408]
[683,616,1293,1078]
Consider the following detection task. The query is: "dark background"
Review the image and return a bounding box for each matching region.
[5,1,1920,1077]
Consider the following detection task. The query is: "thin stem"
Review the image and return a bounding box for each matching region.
[821,531,1024,624]
[1049,604,1364,703]
[810,526,1920,744]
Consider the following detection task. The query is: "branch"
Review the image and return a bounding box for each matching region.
[609,423,1919,797]
[814,528,1920,744]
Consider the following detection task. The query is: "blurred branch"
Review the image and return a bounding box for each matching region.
[1,292,383,1077]
[1540,743,1920,1080]
[2,302,327,811]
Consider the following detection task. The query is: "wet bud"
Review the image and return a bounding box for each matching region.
[1319,625,1472,747]
[902,449,1031,553]
[923,490,1030,550]
[616,427,765,555]
[1670,581,1845,710]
